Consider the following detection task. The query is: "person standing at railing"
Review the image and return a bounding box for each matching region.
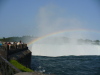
[7,42,11,50]
[5,42,7,44]
[0,41,2,47]
[14,41,17,49]
[17,42,20,49]
[20,40,22,44]
[19,40,24,49]
[11,42,14,45]
[19,40,23,44]
[10,42,14,49]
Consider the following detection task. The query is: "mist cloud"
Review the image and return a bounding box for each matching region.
[35,4,84,37]
[31,4,100,56]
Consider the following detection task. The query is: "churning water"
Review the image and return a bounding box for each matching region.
[31,56,100,75]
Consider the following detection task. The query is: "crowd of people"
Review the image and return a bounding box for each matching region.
[0,41,22,45]
[0,40,25,49]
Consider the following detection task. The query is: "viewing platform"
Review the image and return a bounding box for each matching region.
[0,43,32,75]
[0,43,31,67]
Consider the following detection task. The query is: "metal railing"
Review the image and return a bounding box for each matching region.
[0,55,21,75]
[2,44,27,50]
[0,44,28,59]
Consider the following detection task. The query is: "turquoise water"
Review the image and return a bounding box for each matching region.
[31,56,100,75]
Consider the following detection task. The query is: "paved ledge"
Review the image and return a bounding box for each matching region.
[14,72,46,75]
[0,72,2,75]
[14,72,55,75]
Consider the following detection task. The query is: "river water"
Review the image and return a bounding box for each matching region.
[31,55,100,75]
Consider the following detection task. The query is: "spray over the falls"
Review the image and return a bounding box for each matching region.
[31,38,100,57]
[29,5,100,57]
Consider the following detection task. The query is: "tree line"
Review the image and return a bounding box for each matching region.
[0,36,100,45]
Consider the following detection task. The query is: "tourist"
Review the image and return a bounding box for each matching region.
[7,42,11,50]
[5,42,7,44]
[11,42,14,45]
[13,41,17,49]
[17,42,20,48]
[0,41,2,47]
[2,42,4,45]
[14,41,17,44]
[20,40,23,44]
[17,42,20,45]
[19,40,23,49]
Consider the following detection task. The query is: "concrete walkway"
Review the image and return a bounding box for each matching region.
[0,72,2,75]
[14,72,45,75]
[14,72,55,75]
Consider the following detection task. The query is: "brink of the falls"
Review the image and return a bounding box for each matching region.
[31,44,100,56]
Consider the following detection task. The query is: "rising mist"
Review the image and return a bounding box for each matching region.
[30,4,100,57]
[31,38,100,56]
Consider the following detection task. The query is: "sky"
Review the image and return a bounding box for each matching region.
[0,0,100,40]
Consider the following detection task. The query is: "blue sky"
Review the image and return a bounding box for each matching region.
[0,0,100,40]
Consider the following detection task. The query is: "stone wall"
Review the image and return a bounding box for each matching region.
[0,44,32,68]
[9,49,32,68]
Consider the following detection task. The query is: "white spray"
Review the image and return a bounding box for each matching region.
[30,4,100,56]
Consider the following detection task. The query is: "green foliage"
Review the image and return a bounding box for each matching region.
[95,40,99,42]
[9,60,33,72]
[0,36,100,45]
[0,36,34,43]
